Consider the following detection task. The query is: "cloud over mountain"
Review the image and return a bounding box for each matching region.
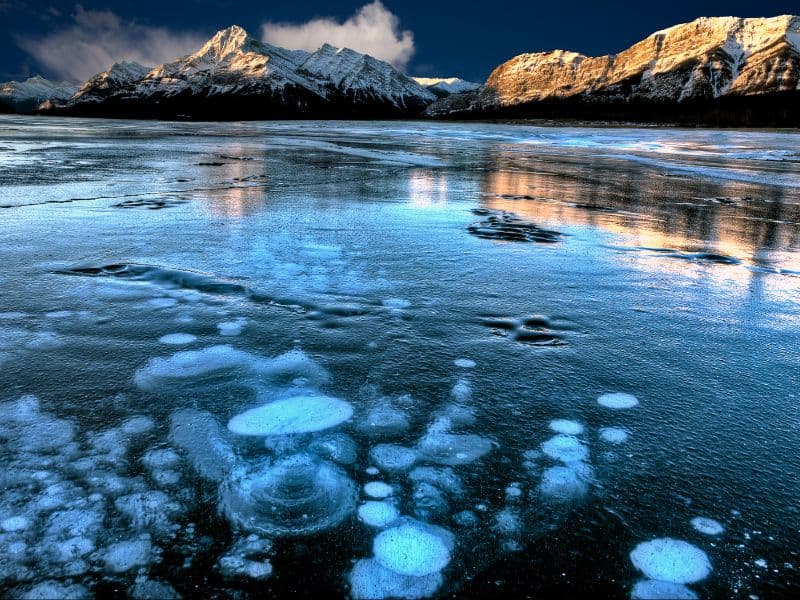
[261,1,414,71]
[17,7,205,81]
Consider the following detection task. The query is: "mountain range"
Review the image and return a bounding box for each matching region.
[40,25,443,119]
[428,15,800,125]
[2,16,799,125]
[0,75,76,114]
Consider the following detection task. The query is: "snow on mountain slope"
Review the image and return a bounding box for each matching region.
[60,25,435,118]
[71,62,151,104]
[412,77,481,96]
[300,44,435,106]
[0,76,76,113]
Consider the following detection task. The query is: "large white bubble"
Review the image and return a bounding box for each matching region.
[541,435,589,463]
[349,558,442,599]
[631,579,698,599]
[630,538,711,584]
[597,392,639,409]
[690,517,724,536]
[549,419,584,435]
[358,502,400,528]
[373,521,454,577]
[227,395,353,436]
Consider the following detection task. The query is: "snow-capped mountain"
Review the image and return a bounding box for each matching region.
[412,77,481,97]
[0,76,76,113]
[427,15,800,124]
[53,25,436,119]
[72,62,151,104]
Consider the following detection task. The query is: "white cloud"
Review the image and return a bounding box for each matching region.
[261,1,415,70]
[17,7,206,82]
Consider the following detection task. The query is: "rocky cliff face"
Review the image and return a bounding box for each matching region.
[428,15,800,124]
[53,25,435,119]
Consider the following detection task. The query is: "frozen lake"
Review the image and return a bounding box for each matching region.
[1,116,799,598]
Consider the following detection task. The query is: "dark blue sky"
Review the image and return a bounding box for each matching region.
[1,1,797,82]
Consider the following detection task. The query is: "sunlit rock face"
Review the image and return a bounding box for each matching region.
[220,454,357,537]
[428,15,800,121]
[487,16,800,103]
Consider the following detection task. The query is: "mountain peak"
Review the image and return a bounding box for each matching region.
[195,25,256,61]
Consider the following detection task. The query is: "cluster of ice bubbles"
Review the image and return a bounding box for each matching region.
[592,393,727,600]
[0,395,184,598]
[1,330,666,599]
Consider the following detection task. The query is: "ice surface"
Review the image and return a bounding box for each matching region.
[382,298,411,309]
[169,409,236,481]
[598,392,639,409]
[373,521,454,576]
[227,395,353,436]
[147,297,179,309]
[549,419,584,435]
[358,501,400,528]
[690,517,724,536]
[541,435,589,463]
[349,557,443,599]
[630,538,711,584]
[631,579,698,599]
[134,345,257,390]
